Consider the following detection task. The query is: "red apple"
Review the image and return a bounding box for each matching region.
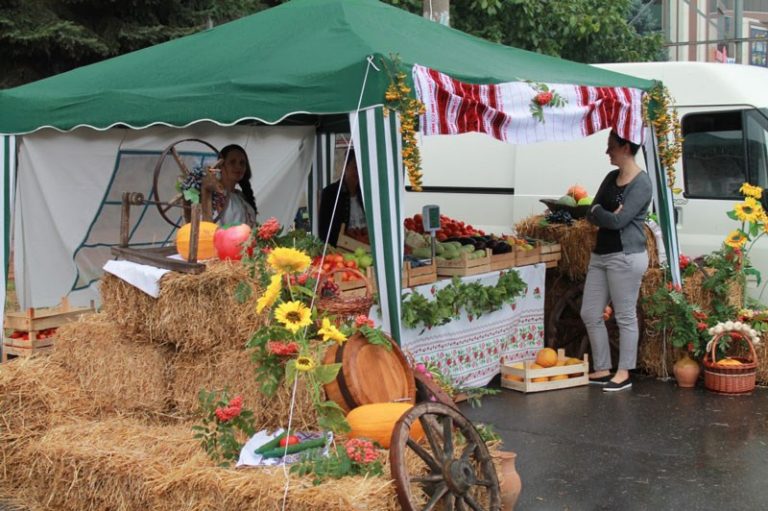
[214,224,252,261]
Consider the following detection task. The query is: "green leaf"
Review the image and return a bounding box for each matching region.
[183,188,200,204]
[744,267,762,286]
[727,210,738,220]
[234,281,252,304]
[314,363,341,385]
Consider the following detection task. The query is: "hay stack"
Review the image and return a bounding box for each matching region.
[515,216,659,280]
[100,260,267,353]
[168,347,319,431]
[52,313,172,417]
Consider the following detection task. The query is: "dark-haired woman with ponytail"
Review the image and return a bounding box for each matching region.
[216,144,258,227]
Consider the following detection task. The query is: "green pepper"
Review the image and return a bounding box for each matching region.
[260,435,327,459]
[254,431,288,454]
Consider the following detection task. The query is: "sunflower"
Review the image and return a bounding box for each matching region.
[725,230,748,249]
[256,273,283,314]
[274,300,312,333]
[295,355,316,372]
[318,318,347,345]
[739,183,763,200]
[267,247,311,274]
[733,197,763,223]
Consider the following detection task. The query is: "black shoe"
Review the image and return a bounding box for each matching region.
[602,378,632,392]
[588,374,613,385]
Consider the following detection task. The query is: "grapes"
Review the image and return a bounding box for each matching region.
[546,210,574,225]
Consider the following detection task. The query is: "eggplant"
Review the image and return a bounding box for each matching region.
[485,239,499,250]
[492,242,512,254]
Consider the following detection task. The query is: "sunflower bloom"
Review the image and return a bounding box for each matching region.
[725,230,748,249]
[256,273,283,314]
[295,356,316,372]
[267,247,311,274]
[733,197,763,223]
[318,318,347,345]
[739,183,763,200]
[274,300,312,333]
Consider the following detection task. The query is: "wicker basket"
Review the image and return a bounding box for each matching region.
[703,331,757,395]
[315,267,374,322]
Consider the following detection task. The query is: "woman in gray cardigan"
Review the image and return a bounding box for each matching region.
[581,130,653,392]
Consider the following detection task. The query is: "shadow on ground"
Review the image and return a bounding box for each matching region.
[461,375,768,511]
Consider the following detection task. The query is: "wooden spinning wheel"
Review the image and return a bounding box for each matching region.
[545,281,645,367]
[390,402,501,511]
[151,138,228,227]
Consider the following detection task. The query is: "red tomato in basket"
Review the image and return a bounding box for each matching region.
[279,435,300,447]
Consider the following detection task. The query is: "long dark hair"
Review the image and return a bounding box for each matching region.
[220,144,257,215]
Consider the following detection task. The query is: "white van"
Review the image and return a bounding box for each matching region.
[407,62,768,301]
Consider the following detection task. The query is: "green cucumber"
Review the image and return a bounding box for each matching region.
[254,431,287,454]
[260,435,327,459]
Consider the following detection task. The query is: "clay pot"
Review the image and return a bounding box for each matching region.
[673,352,701,388]
[494,450,522,510]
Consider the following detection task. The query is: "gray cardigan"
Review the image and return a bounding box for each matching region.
[586,169,653,254]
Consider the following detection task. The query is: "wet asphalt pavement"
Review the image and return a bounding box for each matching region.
[461,374,768,511]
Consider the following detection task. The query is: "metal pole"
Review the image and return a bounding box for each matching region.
[735,0,744,63]
[423,0,450,26]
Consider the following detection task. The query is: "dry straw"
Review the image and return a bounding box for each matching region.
[52,313,173,417]
[100,260,267,353]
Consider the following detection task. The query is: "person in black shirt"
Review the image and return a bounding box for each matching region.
[318,149,366,246]
[580,131,653,392]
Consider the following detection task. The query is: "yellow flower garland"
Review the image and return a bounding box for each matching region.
[384,56,426,192]
[643,84,683,192]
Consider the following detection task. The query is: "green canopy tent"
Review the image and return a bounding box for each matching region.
[0,0,679,342]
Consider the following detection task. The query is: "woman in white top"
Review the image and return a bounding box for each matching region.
[216,144,258,227]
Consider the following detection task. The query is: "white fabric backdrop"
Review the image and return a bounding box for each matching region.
[15,123,315,308]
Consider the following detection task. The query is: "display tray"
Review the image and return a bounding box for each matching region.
[540,198,591,219]
[404,260,437,287]
[513,245,541,267]
[500,349,589,393]
[336,224,370,253]
[436,249,492,276]
[489,251,516,271]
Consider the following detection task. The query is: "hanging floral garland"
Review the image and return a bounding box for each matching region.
[384,56,426,192]
[643,84,684,193]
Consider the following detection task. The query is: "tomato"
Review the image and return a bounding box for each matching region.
[214,224,252,261]
[322,263,332,273]
[279,435,300,447]
[345,260,357,268]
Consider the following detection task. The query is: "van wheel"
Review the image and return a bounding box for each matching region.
[545,282,643,369]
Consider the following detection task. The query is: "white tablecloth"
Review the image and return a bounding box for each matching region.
[399,264,546,388]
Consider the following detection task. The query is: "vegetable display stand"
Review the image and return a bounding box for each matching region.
[513,245,542,268]
[500,349,588,393]
[336,224,371,253]
[539,242,562,269]
[703,331,757,395]
[3,297,95,362]
[436,248,492,277]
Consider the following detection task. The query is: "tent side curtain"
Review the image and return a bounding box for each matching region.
[413,64,646,146]
[311,133,335,238]
[350,108,404,344]
[1,135,15,325]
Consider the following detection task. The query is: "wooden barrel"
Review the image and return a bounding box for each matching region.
[323,332,416,413]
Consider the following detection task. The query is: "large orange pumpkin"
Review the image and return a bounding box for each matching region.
[346,403,424,448]
[176,221,218,260]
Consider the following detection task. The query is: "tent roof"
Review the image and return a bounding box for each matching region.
[0,0,655,135]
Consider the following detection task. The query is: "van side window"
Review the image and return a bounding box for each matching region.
[745,109,768,192]
[681,110,746,199]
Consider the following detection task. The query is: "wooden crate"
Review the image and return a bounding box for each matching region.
[500,349,589,393]
[513,245,542,267]
[436,249,492,277]
[490,251,516,271]
[336,224,371,253]
[336,266,375,298]
[2,297,95,363]
[539,242,562,269]
[404,260,437,287]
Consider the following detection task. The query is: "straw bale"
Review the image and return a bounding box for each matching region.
[515,215,659,280]
[756,334,768,386]
[100,260,267,353]
[168,348,320,431]
[51,313,172,417]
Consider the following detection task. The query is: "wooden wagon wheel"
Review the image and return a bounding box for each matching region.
[413,370,459,411]
[545,281,644,367]
[390,402,501,511]
[151,138,228,228]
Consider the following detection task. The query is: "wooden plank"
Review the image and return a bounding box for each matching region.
[111,246,206,274]
[2,344,53,361]
[336,224,371,253]
[500,350,589,393]
[490,251,516,271]
[436,249,492,276]
[4,335,55,349]
[5,300,95,332]
[404,261,437,287]
[513,245,542,267]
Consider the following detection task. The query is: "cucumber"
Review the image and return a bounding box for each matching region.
[260,435,328,459]
[254,431,287,454]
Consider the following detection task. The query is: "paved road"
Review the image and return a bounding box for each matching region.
[462,374,768,511]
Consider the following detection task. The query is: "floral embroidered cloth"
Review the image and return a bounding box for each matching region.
[397,264,546,388]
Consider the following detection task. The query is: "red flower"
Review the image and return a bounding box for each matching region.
[696,322,707,331]
[214,395,243,422]
[257,217,281,240]
[354,315,375,328]
[687,342,695,352]
[344,438,378,464]
[535,91,553,105]
[267,341,299,357]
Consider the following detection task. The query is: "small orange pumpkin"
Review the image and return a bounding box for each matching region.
[176,221,218,260]
[346,403,424,448]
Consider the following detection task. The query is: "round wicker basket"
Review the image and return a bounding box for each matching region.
[703,331,757,395]
[315,267,374,322]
